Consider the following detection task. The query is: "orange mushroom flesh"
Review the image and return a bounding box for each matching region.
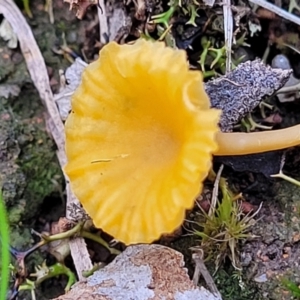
[64,39,220,245]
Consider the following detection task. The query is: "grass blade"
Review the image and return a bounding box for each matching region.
[0,191,10,300]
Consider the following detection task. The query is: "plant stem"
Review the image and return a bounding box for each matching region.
[0,191,10,300]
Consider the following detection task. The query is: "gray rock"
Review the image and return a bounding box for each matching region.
[53,244,221,300]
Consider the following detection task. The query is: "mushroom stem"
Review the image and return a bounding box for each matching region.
[215,124,300,156]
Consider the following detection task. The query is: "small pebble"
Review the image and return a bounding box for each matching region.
[66,31,78,44]
[272,54,300,102]
[254,273,268,283]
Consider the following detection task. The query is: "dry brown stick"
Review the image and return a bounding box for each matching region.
[192,248,222,298]
[249,0,300,26]
[208,164,223,217]
[0,0,92,280]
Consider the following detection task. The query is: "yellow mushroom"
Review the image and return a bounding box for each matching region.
[64,39,220,244]
[215,126,300,156]
[65,39,300,245]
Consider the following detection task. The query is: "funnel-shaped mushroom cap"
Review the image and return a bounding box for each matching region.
[65,39,220,245]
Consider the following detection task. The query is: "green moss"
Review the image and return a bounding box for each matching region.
[7,200,26,224]
[1,87,63,225]
[16,116,63,220]
[0,43,15,81]
[214,267,259,300]
[9,227,34,250]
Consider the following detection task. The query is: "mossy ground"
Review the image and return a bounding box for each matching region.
[0,28,64,298]
[1,0,300,299]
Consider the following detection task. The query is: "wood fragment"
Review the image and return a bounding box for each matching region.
[63,0,98,19]
[249,0,300,26]
[53,245,222,300]
[222,0,233,73]
[209,164,223,217]
[191,248,222,299]
[97,0,108,44]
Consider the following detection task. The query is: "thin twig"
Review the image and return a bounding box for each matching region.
[208,164,224,217]
[98,0,108,44]
[191,248,222,299]
[249,0,300,26]
[222,0,233,73]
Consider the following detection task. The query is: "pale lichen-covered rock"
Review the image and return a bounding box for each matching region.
[53,244,221,300]
[54,58,87,120]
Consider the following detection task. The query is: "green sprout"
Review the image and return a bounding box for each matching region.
[13,260,76,299]
[240,113,273,132]
[271,170,300,188]
[0,191,10,300]
[151,5,177,28]
[8,220,121,297]
[199,36,211,72]
[150,0,201,41]
[149,3,177,43]
[194,179,260,271]
[182,2,199,26]
[30,261,76,292]
[198,37,228,74]
[199,33,247,76]
[18,0,53,22]
[82,262,105,277]
[156,25,176,48]
[281,278,300,298]
[21,0,33,18]
[209,45,226,69]
[18,279,36,300]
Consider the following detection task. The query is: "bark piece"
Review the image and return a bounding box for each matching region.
[53,244,221,300]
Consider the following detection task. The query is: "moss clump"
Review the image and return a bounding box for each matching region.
[1,87,63,225]
[214,267,259,300]
[16,114,63,221]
